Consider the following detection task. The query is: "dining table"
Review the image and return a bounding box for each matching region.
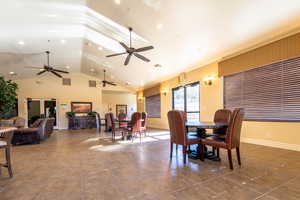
[185,121,228,161]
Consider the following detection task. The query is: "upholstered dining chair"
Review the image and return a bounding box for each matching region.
[123,112,142,142]
[110,112,124,141]
[105,113,112,132]
[118,112,128,129]
[200,108,244,170]
[211,109,232,157]
[167,110,201,164]
[0,128,16,178]
[140,112,147,136]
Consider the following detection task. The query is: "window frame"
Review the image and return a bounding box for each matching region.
[172,81,200,121]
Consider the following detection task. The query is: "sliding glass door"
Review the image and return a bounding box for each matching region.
[172,82,200,122]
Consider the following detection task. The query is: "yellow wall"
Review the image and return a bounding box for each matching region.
[16,73,134,129]
[139,62,300,151]
[102,90,137,117]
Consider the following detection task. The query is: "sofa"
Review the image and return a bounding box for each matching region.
[12,118,55,145]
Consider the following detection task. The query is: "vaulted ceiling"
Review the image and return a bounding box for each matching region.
[1,0,300,89]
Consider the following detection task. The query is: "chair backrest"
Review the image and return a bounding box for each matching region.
[213,109,232,135]
[225,108,244,148]
[109,113,116,130]
[37,119,48,141]
[31,118,43,128]
[141,112,147,127]
[167,110,187,145]
[118,113,127,121]
[45,118,55,137]
[130,112,142,132]
[105,113,112,128]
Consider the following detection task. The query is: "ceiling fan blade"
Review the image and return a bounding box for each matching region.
[124,54,132,66]
[37,70,47,75]
[133,53,150,62]
[135,46,154,52]
[106,81,116,86]
[50,71,63,78]
[106,52,127,57]
[119,42,129,50]
[52,69,69,74]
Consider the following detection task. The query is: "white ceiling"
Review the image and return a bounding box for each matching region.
[1,0,300,89]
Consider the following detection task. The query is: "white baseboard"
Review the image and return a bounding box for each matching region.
[241,137,300,152]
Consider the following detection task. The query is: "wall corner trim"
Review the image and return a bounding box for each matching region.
[241,137,300,152]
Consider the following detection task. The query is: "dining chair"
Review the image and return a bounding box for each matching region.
[200,108,244,170]
[118,112,128,129]
[0,128,15,178]
[167,110,201,164]
[110,112,124,141]
[105,113,112,132]
[124,112,142,142]
[212,109,232,157]
[140,112,147,136]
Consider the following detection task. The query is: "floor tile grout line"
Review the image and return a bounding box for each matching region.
[253,175,299,200]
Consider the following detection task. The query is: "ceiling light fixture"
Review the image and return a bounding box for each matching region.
[18,41,25,45]
[61,39,66,44]
[9,72,16,75]
[65,66,70,69]
[115,0,121,5]
[156,24,163,29]
[98,46,103,50]
[90,68,95,72]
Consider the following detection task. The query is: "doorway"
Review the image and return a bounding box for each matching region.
[27,98,58,128]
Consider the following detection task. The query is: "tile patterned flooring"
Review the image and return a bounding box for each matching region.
[0,129,299,200]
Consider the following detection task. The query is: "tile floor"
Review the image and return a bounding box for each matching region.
[0,129,299,200]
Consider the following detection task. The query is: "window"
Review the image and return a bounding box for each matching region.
[145,94,161,118]
[172,82,200,122]
[224,56,300,121]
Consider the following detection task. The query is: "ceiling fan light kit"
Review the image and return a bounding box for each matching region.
[106,27,154,66]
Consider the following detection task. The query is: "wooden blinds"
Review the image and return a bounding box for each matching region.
[224,56,300,121]
[145,94,161,118]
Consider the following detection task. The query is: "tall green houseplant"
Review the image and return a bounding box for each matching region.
[0,76,18,119]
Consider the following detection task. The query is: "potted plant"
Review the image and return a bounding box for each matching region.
[87,111,97,117]
[65,111,75,118]
[0,77,18,119]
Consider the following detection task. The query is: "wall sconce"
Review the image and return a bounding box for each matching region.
[138,97,144,102]
[203,76,214,86]
[161,90,168,96]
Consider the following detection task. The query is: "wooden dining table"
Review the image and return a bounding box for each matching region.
[185,121,228,161]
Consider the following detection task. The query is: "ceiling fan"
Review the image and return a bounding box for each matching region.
[102,70,116,87]
[25,51,69,78]
[106,27,154,66]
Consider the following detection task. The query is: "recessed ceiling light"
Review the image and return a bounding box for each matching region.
[154,64,162,68]
[90,68,95,72]
[98,46,103,50]
[115,0,121,5]
[65,66,70,69]
[18,41,25,45]
[9,72,15,75]
[156,24,163,29]
[61,39,66,44]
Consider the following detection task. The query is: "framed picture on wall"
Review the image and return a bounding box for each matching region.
[71,102,92,113]
[116,104,127,116]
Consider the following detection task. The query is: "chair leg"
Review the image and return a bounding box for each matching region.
[227,149,233,170]
[217,148,220,158]
[200,144,205,161]
[183,145,187,164]
[176,144,178,153]
[170,142,173,158]
[212,147,216,155]
[6,147,13,178]
[236,147,241,166]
